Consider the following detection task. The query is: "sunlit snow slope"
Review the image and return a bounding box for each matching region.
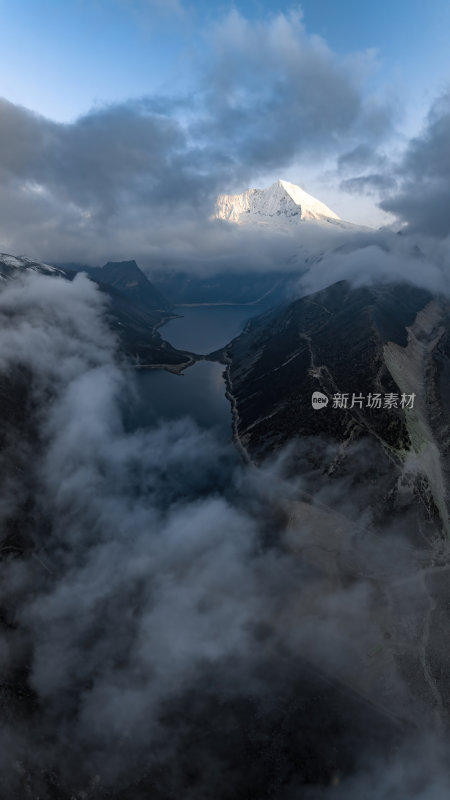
[215,179,341,226]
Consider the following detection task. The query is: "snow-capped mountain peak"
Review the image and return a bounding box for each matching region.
[215,179,341,226]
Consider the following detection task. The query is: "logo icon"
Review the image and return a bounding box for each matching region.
[312,391,329,410]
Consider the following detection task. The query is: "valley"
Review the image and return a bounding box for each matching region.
[2,2,450,794]
[1,185,450,797]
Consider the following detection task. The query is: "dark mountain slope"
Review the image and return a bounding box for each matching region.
[58,259,171,311]
[225,280,432,453]
[224,279,450,537]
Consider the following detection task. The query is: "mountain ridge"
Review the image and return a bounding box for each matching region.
[58,259,171,312]
[0,252,194,371]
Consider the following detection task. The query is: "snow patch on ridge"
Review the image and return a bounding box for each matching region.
[0,253,64,283]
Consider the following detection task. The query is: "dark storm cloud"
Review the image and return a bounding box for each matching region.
[0,8,392,263]
[340,173,397,195]
[338,143,388,173]
[337,143,395,196]
[380,90,450,236]
[0,97,189,213]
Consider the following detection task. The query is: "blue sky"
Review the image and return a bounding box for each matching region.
[2,0,449,128]
[0,0,449,254]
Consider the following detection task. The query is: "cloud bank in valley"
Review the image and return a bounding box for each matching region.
[0,262,449,797]
[297,228,450,298]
